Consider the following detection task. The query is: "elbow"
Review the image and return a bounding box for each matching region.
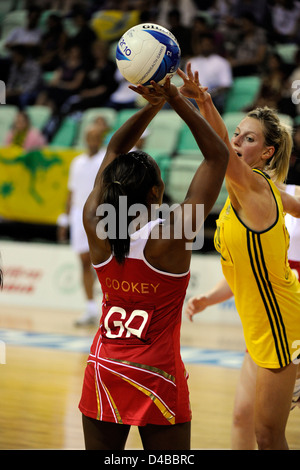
[219,141,230,167]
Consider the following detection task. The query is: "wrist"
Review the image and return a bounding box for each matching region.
[149,98,166,109]
[166,91,181,103]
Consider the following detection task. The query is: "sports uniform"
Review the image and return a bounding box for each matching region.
[285,184,300,280]
[79,219,192,426]
[214,169,300,369]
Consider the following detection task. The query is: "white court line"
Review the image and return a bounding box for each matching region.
[0,329,245,368]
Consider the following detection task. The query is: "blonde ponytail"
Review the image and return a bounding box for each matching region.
[247,107,293,183]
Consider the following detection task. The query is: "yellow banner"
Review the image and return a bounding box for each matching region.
[0,146,81,224]
[91,10,140,42]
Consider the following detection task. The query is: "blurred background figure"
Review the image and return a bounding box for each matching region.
[226,12,267,77]
[268,0,300,44]
[286,118,300,184]
[5,45,42,109]
[36,43,85,115]
[188,32,232,114]
[39,13,68,72]
[4,110,46,150]
[60,40,118,115]
[167,8,193,60]
[106,68,138,111]
[68,3,97,66]
[4,5,42,57]
[57,119,109,327]
[244,51,296,117]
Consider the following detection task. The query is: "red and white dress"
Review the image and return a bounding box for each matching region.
[285,185,300,279]
[79,219,192,426]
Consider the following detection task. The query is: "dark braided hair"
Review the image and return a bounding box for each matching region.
[100,150,161,264]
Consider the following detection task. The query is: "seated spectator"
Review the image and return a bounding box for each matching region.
[157,0,197,29]
[245,52,286,109]
[106,69,138,111]
[4,5,42,58]
[167,8,193,60]
[39,13,68,72]
[36,43,85,114]
[6,46,42,109]
[190,12,226,57]
[69,3,97,66]
[226,12,267,76]
[230,0,269,28]
[5,110,46,150]
[268,0,300,44]
[188,32,232,113]
[60,40,118,115]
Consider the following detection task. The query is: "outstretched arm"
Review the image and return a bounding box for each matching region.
[185,277,233,322]
[132,78,229,273]
[82,92,166,264]
[93,97,165,189]
[178,63,275,229]
[84,95,165,220]
[278,184,300,217]
[132,79,229,218]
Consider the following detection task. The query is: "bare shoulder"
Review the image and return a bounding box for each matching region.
[143,215,193,274]
[228,172,278,231]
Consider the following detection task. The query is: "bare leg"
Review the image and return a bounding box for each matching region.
[79,252,94,301]
[255,362,297,450]
[232,352,257,450]
[138,422,191,450]
[82,415,131,450]
[75,252,98,326]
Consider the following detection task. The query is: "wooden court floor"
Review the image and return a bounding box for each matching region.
[0,304,299,450]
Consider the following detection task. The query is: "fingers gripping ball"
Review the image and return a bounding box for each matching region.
[116,23,181,86]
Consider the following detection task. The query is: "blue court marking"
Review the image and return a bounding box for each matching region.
[0,329,245,369]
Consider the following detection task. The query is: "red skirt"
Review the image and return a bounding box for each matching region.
[78,329,192,426]
[289,260,300,280]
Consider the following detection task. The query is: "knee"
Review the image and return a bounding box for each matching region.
[232,403,253,430]
[255,423,286,450]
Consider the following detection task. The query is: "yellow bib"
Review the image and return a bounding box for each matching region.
[214,170,300,368]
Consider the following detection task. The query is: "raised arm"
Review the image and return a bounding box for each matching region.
[177,64,279,234]
[140,79,229,217]
[93,98,165,188]
[131,78,229,273]
[85,97,165,219]
[177,64,255,189]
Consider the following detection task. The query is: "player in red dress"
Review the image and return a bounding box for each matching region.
[78,77,229,449]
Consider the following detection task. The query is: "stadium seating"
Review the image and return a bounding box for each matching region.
[1,9,27,38]
[74,107,117,148]
[276,43,298,64]
[143,109,183,156]
[223,112,246,138]
[50,116,79,148]
[26,105,51,130]
[177,125,203,156]
[0,104,18,145]
[224,76,261,113]
[165,155,203,203]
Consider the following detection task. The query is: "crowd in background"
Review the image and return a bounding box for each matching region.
[1,0,300,185]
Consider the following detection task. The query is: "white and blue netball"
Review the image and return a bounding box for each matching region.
[116,23,181,86]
